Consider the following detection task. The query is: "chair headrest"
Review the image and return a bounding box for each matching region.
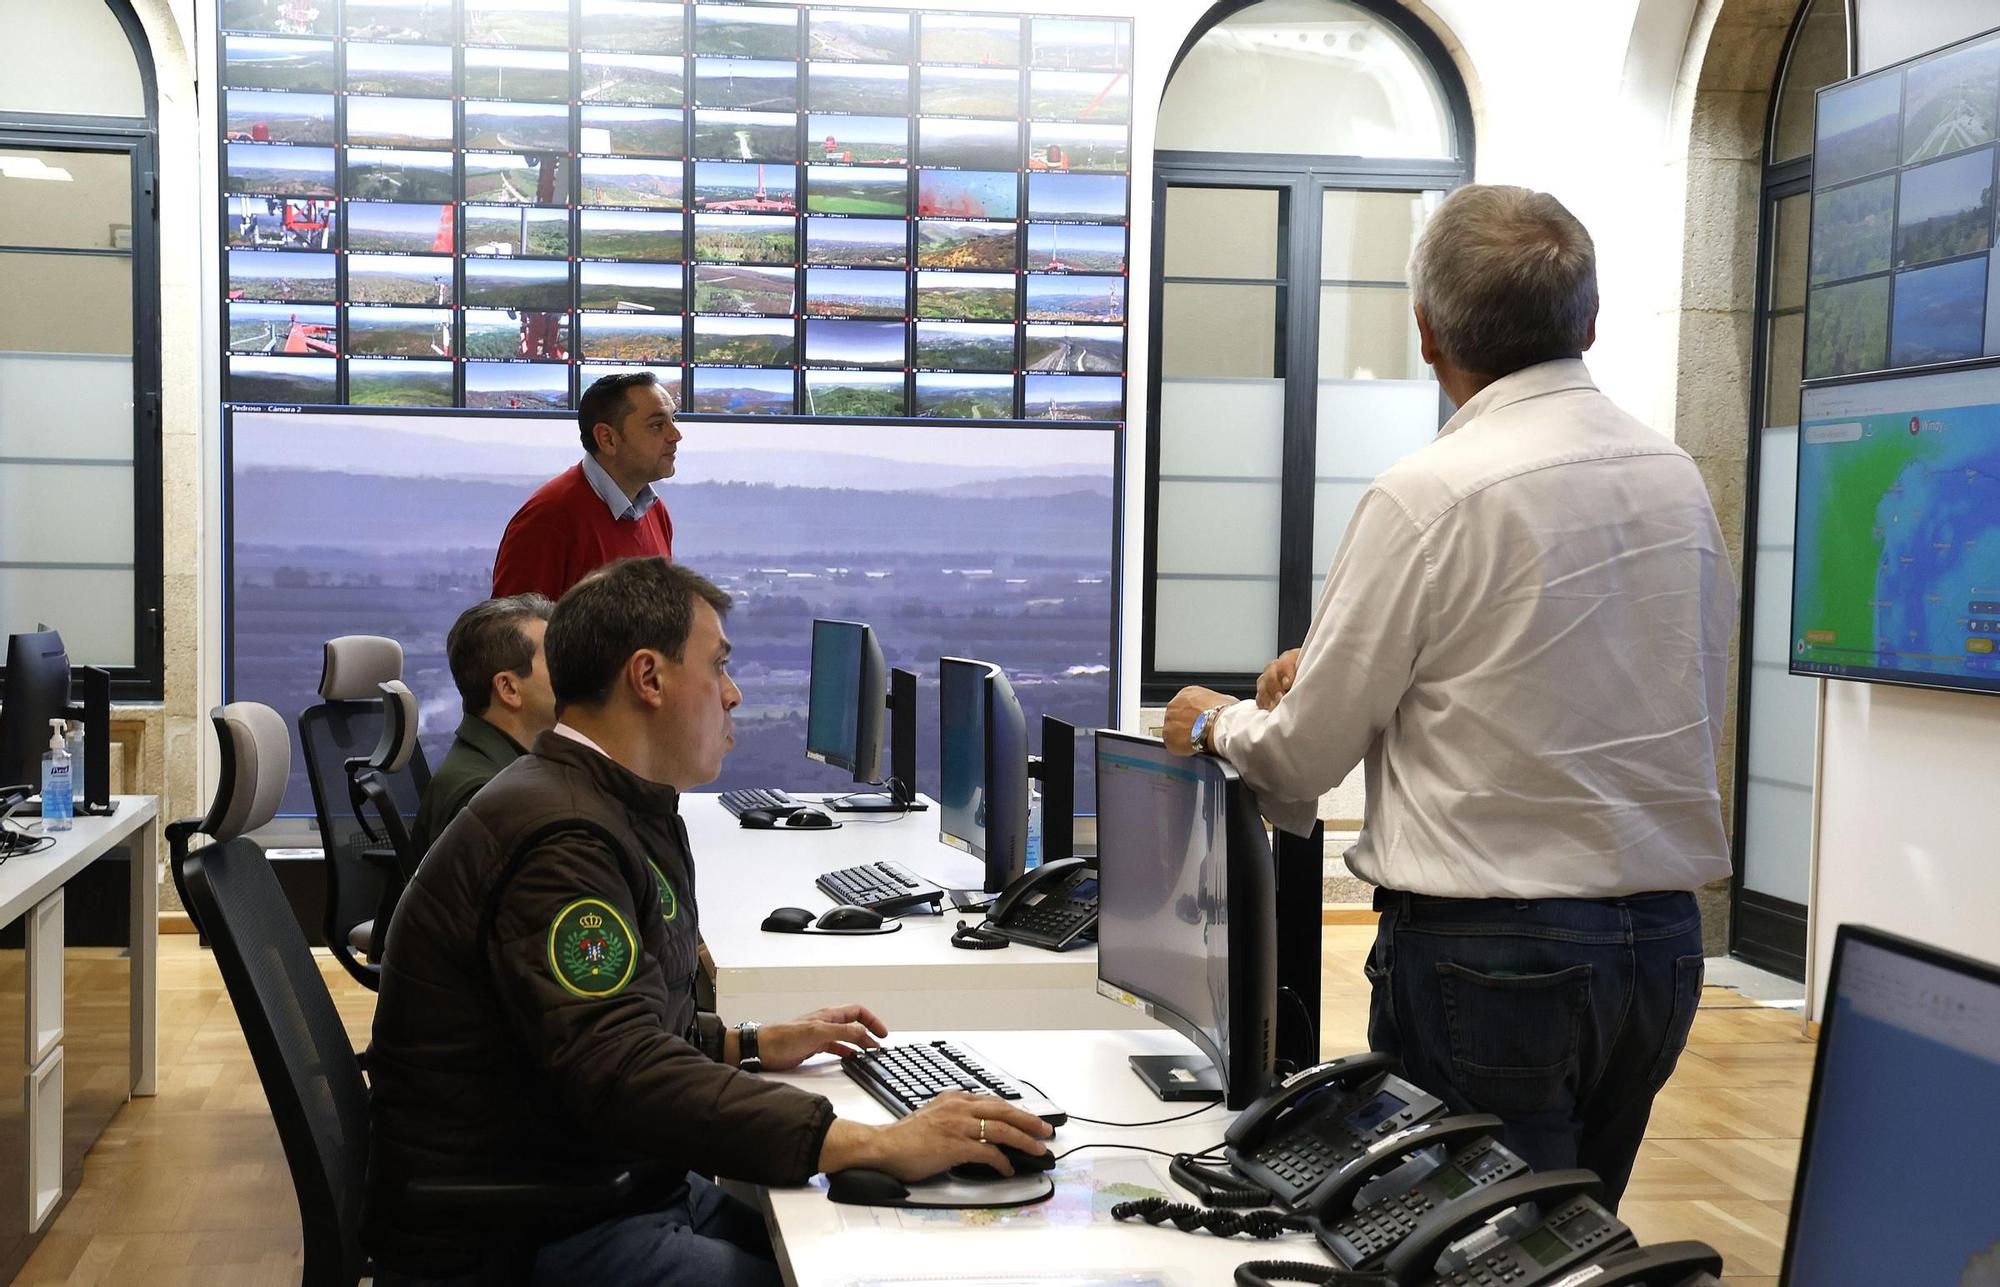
[371,681,420,774]
[202,702,291,841]
[318,635,403,701]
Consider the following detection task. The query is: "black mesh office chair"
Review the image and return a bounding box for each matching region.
[299,636,432,991]
[176,702,633,1287]
[344,680,422,961]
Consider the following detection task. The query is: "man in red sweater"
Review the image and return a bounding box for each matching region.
[493,372,680,600]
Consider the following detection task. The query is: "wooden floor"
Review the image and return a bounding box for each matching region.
[15,928,1815,1285]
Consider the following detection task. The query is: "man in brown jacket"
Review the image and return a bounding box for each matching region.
[368,558,1050,1285]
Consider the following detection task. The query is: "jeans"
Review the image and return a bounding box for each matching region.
[377,1173,782,1287]
[1364,889,1704,1210]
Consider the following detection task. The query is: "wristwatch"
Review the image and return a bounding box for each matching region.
[1190,703,1230,755]
[735,1021,763,1072]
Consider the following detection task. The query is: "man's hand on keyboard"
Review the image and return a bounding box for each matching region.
[826,1091,1053,1181]
[758,1004,890,1071]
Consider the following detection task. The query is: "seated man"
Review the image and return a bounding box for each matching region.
[409,593,557,858]
[367,557,1050,1286]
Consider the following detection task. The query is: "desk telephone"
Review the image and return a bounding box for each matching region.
[967,856,1098,951]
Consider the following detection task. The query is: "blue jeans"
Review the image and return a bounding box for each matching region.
[378,1173,781,1287]
[1365,889,1704,1210]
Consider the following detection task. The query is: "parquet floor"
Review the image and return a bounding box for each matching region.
[14,928,1814,1285]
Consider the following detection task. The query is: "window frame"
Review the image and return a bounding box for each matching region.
[0,3,163,701]
[1141,0,1472,703]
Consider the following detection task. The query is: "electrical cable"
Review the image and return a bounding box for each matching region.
[1110,1196,1312,1240]
[1016,1077,1225,1128]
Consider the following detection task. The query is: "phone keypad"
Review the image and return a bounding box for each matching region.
[1329,1188,1434,1257]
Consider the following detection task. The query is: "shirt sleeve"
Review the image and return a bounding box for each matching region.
[1211,487,1430,835]
[485,828,834,1184]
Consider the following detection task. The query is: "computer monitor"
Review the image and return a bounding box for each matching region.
[0,629,72,790]
[1093,729,1277,1110]
[939,656,1028,893]
[1780,925,2000,1284]
[804,619,921,812]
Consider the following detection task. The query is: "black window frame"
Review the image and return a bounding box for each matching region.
[0,0,164,701]
[1140,0,1474,704]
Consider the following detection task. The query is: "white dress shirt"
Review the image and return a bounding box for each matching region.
[1211,359,1738,899]
[580,452,663,522]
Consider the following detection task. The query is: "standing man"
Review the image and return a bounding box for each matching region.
[409,593,556,858]
[492,371,680,600]
[1164,185,1736,1209]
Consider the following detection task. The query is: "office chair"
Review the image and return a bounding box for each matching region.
[299,636,432,991]
[344,679,422,961]
[177,702,635,1287]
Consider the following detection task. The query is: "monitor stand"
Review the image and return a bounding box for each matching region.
[829,791,918,813]
[1128,1053,1225,1102]
[830,667,928,812]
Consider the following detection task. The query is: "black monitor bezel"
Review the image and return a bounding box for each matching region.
[805,616,876,779]
[937,654,993,861]
[0,629,74,790]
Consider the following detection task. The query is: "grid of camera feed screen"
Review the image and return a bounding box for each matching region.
[220,1,1132,421]
[1806,30,2000,381]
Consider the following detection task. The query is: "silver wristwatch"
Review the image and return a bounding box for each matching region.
[1191,703,1228,754]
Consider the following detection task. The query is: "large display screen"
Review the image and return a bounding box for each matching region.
[1792,365,2000,692]
[218,1,1132,422]
[1805,29,2000,381]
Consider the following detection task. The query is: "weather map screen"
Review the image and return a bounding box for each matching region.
[1793,366,2000,692]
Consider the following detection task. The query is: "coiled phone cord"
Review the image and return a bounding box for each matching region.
[1110,1196,1311,1239]
[1233,1261,1395,1287]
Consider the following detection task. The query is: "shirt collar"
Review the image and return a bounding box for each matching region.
[553,721,609,757]
[1438,358,1598,438]
[455,713,527,762]
[579,453,660,522]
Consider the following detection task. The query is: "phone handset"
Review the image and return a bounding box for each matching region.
[1222,1051,1399,1152]
[978,856,1099,951]
[1540,1241,1723,1287]
[1303,1113,1503,1223]
[1380,1170,1623,1285]
[989,855,1089,922]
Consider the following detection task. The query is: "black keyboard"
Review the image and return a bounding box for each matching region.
[844,1040,1067,1125]
[720,787,803,818]
[815,861,946,915]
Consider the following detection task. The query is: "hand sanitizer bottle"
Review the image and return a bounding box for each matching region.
[64,720,85,813]
[1024,782,1043,871]
[41,719,73,832]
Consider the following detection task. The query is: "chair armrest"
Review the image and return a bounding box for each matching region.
[402,1166,637,1216]
[359,844,401,874]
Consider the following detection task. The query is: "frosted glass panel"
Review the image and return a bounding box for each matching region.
[1159,378,1285,478]
[1747,661,1818,788]
[1157,480,1282,577]
[0,150,131,251]
[0,353,133,460]
[1156,0,1453,160]
[1756,425,1798,543]
[1742,776,1814,904]
[1164,187,1280,279]
[0,254,131,355]
[0,568,133,666]
[1163,283,1279,378]
[1753,551,1794,666]
[1315,378,1439,477]
[1318,285,1422,380]
[1156,578,1281,672]
[1321,189,1434,282]
[0,463,133,564]
[0,0,144,118]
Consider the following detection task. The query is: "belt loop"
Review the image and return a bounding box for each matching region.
[1399,890,1414,921]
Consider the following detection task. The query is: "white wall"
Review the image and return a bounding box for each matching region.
[1808,1,2000,1020]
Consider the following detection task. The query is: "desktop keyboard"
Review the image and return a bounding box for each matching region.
[815,861,946,915]
[844,1040,1067,1126]
[720,787,804,818]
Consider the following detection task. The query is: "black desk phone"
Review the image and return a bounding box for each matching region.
[1223,1052,1449,1211]
[983,856,1098,951]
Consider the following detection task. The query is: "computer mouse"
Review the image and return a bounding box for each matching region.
[826,1168,910,1206]
[784,807,835,829]
[948,1145,1058,1182]
[816,904,886,931]
[761,906,816,933]
[739,806,785,829]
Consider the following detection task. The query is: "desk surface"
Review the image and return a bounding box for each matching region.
[685,794,1139,1030]
[0,796,158,927]
[754,1027,1333,1287]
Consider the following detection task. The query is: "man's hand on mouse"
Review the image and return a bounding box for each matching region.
[817,1091,1053,1181]
[750,1003,889,1071]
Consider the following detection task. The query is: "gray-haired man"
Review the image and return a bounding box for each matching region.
[1164,184,1737,1207]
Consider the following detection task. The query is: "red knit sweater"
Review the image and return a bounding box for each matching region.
[492,463,674,600]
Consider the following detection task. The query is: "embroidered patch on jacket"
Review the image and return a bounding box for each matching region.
[547,897,638,999]
[647,859,678,922]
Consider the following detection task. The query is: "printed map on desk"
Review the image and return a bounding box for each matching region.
[846,1276,1178,1287]
[828,1155,1170,1232]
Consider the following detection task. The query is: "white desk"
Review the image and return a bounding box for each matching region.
[685,794,1139,1031]
[750,1027,1335,1287]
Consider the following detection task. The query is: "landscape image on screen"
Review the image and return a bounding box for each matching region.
[1815,73,1904,189]
[1902,36,2000,164]
[1810,176,1895,283]
[1893,147,1995,270]
[1806,275,1892,378]
[1890,257,1988,367]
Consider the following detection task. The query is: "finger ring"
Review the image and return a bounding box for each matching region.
[978,1118,988,1144]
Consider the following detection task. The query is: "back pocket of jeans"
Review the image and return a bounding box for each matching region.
[1436,961,1592,1115]
[1643,954,1705,1092]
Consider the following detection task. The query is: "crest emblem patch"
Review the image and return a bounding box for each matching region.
[547,897,637,999]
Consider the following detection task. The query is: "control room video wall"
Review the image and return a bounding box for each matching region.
[218,0,1133,421]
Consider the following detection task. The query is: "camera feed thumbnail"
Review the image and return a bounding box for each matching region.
[582,52,688,105]
[344,41,450,96]
[1023,372,1122,421]
[1029,69,1131,124]
[346,306,453,358]
[1031,18,1132,73]
[691,364,796,414]
[692,263,796,314]
[582,261,688,313]
[464,0,571,49]
[1025,222,1124,273]
[579,157,684,208]
[225,88,335,145]
[807,165,908,216]
[1023,322,1121,373]
[921,68,1020,118]
[347,202,453,254]
[226,143,335,198]
[914,372,1013,419]
[1025,273,1124,323]
[224,0,334,35]
[919,118,1021,170]
[917,170,1017,220]
[224,35,336,93]
[466,360,572,410]
[348,253,455,306]
[808,62,909,114]
[348,94,454,148]
[465,152,573,206]
[466,308,572,361]
[580,106,686,156]
[463,100,571,152]
[580,209,686,260]
[809,9,910,64]
[346,148,455,202]
[581,313,684,363]
[692,314,796,365]
[344,0,452,43]
[230,302,336,355]
[804,369,906,417]
[228,249,337,302]
[581,0,688,57]
[693,213,797,264]
[806,216,908,267]
[465,48,572,102]
[693,110,800,162]
[348,357,454,406]
[696,58,799,111]
[915,321,1013,372]
[464,258,573,311]
[805,267,907,317]
[916,270,1016,322]
[230,355,337,404]
[227,196,338,250]
[695,3,800,59]
[920,14,1020,67]
[1027,172,1126,223]
[807,113,909,164]
[693,161,799,212]
[464,205,572,258]
[1029,123,1129,173]
[918,220,1017,271]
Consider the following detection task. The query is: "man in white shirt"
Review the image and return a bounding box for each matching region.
[1164,185,1737,1208]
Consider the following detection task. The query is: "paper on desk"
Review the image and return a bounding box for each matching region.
[845,1276,1180,1287]
[825,1154,1172,1235]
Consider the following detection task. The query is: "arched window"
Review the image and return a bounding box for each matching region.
[1734,0,1849,978]
[0,0,162,697]
[1143,0,1471,698]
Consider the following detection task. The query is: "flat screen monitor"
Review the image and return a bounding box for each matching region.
[1793,366,2000,695]
[806,618,886,785]
[938,655,1027,893]
[1780,925,2000,1284]
[0,629,72,790]
[1093,729,1276,1109]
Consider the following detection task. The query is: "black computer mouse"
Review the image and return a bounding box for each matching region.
[761,906,816,933]
[783,807,835,828]
[948,1145,1058,1182]
[816,904,885,931]
[826,1168,910,1206]
[739,806,786,829]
